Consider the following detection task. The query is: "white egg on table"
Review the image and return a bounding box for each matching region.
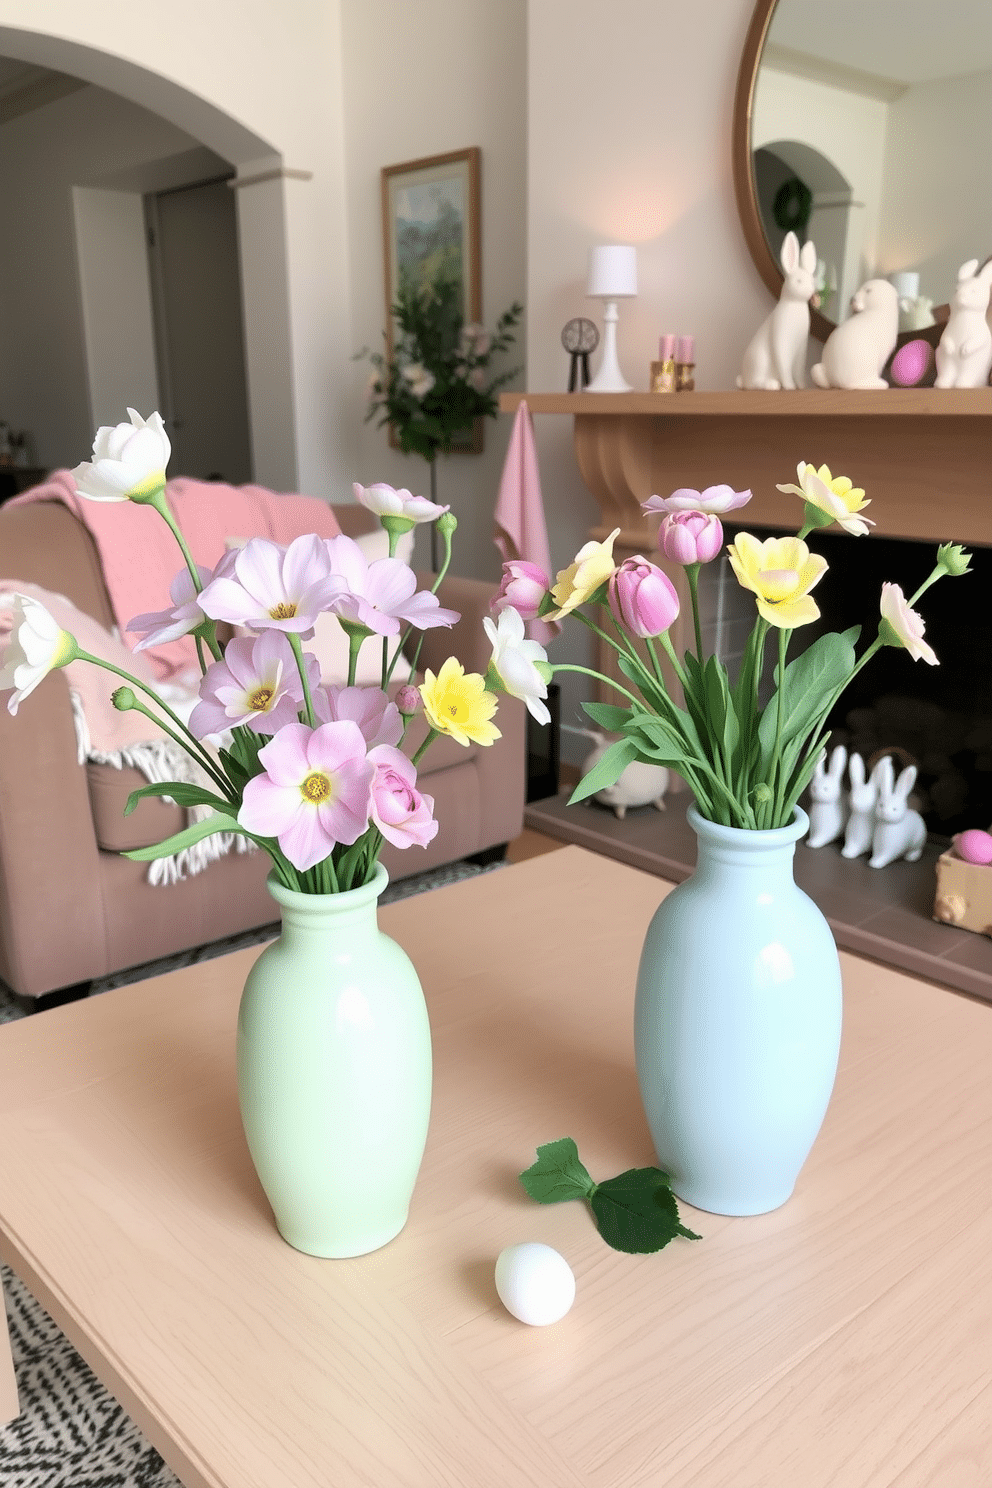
[494,1242,576,1326]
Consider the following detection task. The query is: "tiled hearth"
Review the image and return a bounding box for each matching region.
[525,790,992,1007]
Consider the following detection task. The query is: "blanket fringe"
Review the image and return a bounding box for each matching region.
[76,697,252,886]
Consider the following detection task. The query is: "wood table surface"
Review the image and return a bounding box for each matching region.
[0,845,990,1487]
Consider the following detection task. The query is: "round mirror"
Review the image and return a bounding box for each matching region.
[733,0,992,341]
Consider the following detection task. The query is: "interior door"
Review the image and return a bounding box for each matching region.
[146,175,253,484]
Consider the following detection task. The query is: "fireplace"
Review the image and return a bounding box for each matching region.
[715,529,992,839]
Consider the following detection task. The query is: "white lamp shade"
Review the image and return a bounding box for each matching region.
[587,244,638,298]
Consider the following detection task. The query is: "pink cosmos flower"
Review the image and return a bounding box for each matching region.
[323,535,458,636]
[313,684,403,747]
[352,482,449,525]
[189,630,318,738]
[642,485,752,517]
[238,720,374,871]
[127,564,213,651]
[491,560,550,623]
[879,583,938,665]
[368,745,438,849]
[608,558,680,638]
[659,512,724,565]
[197,534,344,637]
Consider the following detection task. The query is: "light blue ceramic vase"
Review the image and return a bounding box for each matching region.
[237,867,432,1257]
[634,806,842,1216]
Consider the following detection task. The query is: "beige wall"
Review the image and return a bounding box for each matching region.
[526,0,766,758]
[340,0,528,580]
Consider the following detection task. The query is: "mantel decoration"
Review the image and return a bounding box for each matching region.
[0,408,532,1260]
[366,146,522,567]
[490,461,971,1215]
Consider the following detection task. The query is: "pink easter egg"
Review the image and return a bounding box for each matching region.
[954,829,992,865]
[890,339,932,387]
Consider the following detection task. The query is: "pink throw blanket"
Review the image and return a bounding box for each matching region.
[0,581,240,885]
[7,474,343,679]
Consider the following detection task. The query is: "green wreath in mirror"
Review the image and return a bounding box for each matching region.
[772,176,813,234]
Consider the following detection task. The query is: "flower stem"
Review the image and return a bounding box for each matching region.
[685,563,704,659]
[549,663,643,709]
[287,633,317,727]
[74,648,234,798]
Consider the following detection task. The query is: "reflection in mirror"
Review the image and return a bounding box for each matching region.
[739,0,992,333]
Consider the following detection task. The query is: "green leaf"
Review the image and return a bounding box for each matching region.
[122,811,245,862]
[519,1139,702,1255]
[519,1138,595,1204]
[568,737,639,804]
[581,700,633,733]
[591,1168,703,1254]
[757,629,857,773]
[124,781,233,817]
[703,654,739,761]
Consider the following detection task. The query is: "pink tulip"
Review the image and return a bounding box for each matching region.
[608,558,680,638]
[659,512,724,566]
[491,560,550,623]
[368,745,438,849]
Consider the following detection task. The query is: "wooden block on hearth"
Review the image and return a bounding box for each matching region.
[933,850,992,936]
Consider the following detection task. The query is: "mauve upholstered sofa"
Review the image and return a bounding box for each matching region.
[0,496,525,1002]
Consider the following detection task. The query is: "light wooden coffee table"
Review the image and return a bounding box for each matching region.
[1,846,991,1487]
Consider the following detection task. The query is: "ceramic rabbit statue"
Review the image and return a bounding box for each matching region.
[842,753,885,859]
[807,744,848,848]
[737,232,818,390]
[935,258,992,389]
[811,279,900,390]
[868,757,927,869]
[579,729,668,820]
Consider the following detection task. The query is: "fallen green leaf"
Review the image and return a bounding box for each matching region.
[519,1138,702,1254]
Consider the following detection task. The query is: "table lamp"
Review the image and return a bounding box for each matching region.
[585,244,638,393]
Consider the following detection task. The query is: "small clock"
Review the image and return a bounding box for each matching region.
[561,317,599,391]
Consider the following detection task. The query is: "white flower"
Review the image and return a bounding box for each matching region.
[0,593,77,714]
[72,408,172,502]
[483,606,551,724]
[401,362,435,400]
[352,482,449,525]
[879,582,938,665]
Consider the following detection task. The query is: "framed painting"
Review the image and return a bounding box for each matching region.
[380,147,483,453]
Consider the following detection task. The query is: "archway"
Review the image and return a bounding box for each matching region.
[0,23,298,486]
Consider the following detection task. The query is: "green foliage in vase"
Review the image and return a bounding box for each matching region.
[361,272,522,463]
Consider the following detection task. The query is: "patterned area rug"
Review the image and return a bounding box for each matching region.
[0,854,503,1487]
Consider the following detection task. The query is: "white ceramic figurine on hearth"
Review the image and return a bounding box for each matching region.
[868,757,928,869]
[806,744,848,848]
[935,258,992,389]
[580,729,668,819]
[737,231,818,390]
[811,278,900,390]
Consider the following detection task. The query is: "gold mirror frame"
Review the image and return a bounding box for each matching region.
[731,0,953,342]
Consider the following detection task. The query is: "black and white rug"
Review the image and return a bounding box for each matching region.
[0,855,502,1487]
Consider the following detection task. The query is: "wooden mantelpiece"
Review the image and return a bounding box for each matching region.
[501,388,991,706]
[500,389,992,549]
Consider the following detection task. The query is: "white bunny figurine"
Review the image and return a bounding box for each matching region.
[810,278,900,390]
[806,744,848,848]
[842,752,885,859]
[737,231,818,390]
[868,757,927,869]
[935,258,992,389]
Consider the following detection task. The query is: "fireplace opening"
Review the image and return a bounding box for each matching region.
[718,528,992,840]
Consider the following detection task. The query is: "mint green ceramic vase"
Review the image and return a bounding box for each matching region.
[237,867,432,1258]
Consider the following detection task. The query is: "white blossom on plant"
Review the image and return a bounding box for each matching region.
[0,593,77,713]
[352,482,449,524]
[72,408,172,503]
[483,606,552,724]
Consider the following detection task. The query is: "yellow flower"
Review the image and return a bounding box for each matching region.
[727,532,827,629]
[419,657,501,747]
[546,528,620,620]
[776,462,873,536]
